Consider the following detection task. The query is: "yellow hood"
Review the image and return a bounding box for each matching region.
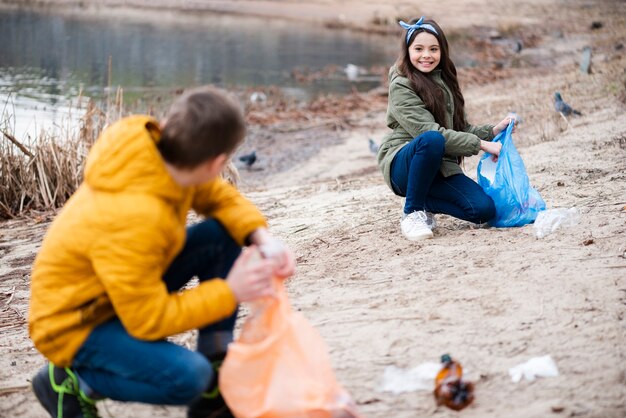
[84,115,183,202]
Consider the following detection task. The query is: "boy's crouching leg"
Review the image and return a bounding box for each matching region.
[32,363,101,418]
[156,351,213,406]
[187,353,233,418]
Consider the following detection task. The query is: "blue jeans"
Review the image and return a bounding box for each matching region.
[71,219,241,405]
[390,131,495,224]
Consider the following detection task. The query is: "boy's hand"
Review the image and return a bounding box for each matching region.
[226,246,276,302]
[248,228,296,279]
[260,238,296,279]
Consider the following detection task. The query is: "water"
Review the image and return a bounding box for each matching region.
[0,9,396,140]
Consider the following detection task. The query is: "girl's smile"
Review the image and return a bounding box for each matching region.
[408,32,441,73]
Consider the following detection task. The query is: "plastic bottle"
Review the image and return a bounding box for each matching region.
[433,354,474,411]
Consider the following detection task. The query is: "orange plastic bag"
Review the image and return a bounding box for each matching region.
[219,278,361,418]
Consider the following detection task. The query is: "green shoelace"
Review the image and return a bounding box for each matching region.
[201,358,224,400]
[48,364,100,418]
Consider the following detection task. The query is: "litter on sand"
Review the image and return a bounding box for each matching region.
[509,355,559,382]
[533,207,580,238]
[380,362,441,394]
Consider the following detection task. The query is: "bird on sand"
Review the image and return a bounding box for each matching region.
[554,92,582,116]
[238,151,257,168]
[368,138,379,154]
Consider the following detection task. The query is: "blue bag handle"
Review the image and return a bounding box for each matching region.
[491,119,515,147]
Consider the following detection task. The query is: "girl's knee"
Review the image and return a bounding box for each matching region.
[418,131,445,154]
[474,197,496,223]
[421,130,445,142]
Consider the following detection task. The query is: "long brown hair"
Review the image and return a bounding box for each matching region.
[396,18,466,131]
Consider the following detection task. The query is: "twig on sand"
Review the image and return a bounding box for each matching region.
[594,201,626,208]
[313,237,330,246]
[0,385,30,396]
[292,225,310,234]
[4,286,16,306]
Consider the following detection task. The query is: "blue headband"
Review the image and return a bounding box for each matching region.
[399,17,439,44]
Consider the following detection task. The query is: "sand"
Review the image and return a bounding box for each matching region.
[1,0,625,417]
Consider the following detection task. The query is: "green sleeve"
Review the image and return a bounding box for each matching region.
[465,122,495,141]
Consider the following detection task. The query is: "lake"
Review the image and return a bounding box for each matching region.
[0,9,396,141]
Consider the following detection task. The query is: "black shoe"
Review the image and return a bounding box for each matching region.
[187,386,234,418]
[32,363,101,418]
[187,356,233,418]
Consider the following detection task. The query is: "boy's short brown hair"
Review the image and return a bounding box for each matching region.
[158,86,245,168]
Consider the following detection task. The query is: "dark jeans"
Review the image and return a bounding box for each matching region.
[390,131,495,224]
[71,219,241,405]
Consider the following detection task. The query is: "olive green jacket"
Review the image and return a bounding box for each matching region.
[377,66,495,190]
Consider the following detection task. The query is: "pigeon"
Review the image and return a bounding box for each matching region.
[238,151,257,168]
[554,92,582,116]
[368,138,379,154]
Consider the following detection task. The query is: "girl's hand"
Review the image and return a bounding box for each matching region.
[492,115,517,136]
[480,140,502,162]
[226,246,277,302]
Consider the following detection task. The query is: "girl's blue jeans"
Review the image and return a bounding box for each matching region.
[71,219,241,405]
[390,131,495,224]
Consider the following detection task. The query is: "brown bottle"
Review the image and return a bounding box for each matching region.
[433,354,475,411]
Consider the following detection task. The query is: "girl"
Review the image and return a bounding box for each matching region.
[377,17,513,241]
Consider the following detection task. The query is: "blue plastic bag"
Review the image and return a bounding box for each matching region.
[477,121,545,227]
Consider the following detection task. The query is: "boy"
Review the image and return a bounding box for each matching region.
[28,86,295,418]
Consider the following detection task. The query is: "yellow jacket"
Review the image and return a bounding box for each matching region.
[29,115,267,367]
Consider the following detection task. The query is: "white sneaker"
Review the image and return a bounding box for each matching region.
[425,212,437,230]
[401,199,436,230]
[401,211,434,241]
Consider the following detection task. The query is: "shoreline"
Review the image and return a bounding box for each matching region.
[0,0,400,35]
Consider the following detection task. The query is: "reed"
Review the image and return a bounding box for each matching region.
[0,97,107,219]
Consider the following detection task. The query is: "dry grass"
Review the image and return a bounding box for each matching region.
[0,97,110,219]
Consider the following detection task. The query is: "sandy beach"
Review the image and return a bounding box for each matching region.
[1,0,625,417]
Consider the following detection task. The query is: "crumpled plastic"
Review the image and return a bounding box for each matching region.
[533,207,580,238]
[380,362,441,394]
[508,355,559,383]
